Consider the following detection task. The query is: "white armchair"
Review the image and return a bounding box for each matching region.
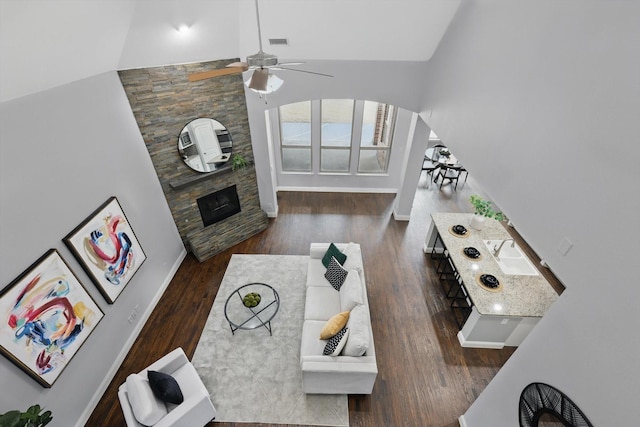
[118,347,216,427]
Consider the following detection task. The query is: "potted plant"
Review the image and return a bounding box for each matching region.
[0,405,53,427]
[231,153,248,171]
[469,195,505,230]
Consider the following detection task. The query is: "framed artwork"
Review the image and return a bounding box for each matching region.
[0,249,104,387]
[64,197,146,303]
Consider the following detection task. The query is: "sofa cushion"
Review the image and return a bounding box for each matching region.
[340,269,363,312]
[342,304,370,356]
[305,286,341,320]
[125,373,167,426]
[321,243,347,268]
[307,258,332,288]
[148,370,184,404]
[342,243,363,273]
[323,326,349,356]
[301,320,330,356]
[324,256,349,290]
[319,311,350,339]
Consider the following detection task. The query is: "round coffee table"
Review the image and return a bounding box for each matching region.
[224,283,280,335]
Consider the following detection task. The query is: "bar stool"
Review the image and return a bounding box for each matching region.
[450,283,473,330]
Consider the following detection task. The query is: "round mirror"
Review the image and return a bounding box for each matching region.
[178,118,233,173]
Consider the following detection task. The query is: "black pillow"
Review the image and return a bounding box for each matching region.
[147,370,184,404]
[321,243,347,268]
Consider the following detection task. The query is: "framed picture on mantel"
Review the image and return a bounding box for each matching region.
[0,249,104,387]
[64,196,146,303]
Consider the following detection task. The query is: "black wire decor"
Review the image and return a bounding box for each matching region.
[519,383,593,427]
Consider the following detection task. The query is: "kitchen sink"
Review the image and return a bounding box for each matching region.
[482,240,539,276]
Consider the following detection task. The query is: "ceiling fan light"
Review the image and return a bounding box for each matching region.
[248,69,269,91]
[245,72,283,95]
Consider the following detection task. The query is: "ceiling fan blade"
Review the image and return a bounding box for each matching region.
[275,62,305,66]
[248,68,269,91]
[272,67,333,78]
[227,62,249,71]
[188,67,243,82]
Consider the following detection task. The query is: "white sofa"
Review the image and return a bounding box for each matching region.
[300,243,378,394]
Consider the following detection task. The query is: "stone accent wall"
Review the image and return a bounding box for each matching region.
[118,60,268,262]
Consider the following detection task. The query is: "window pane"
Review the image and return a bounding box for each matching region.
[358,149,389,173]
[321,99,353,147]
[361,101,396,148]
[280,101,311,146]
[359,101,395,174]
[379,104,396,148]
[282,147,311,172]
[321,149,350,172]
[361,101,379,147]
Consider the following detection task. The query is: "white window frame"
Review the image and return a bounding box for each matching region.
[276,99,397,176]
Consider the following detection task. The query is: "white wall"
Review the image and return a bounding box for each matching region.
[117,0,240,70]
[0,72,185,426]
[0,0,135,102]
[422,1,640,425]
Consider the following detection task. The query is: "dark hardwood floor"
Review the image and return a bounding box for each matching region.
[88,173,520,427]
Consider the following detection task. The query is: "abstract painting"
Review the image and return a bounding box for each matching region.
[64,197,146,303]
[0,249,104,387]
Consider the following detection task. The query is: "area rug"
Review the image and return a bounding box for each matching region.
[192,254,349,426]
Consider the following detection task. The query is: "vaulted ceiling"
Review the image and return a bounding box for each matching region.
[0,0,460,102]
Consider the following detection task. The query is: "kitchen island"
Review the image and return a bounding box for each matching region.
[425,213,559,348]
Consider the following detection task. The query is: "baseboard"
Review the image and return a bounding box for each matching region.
[458,414,468,427]
[392,209,411,221]
[75,248,187,427]
[457,331,505,349]
[277,186,398,194]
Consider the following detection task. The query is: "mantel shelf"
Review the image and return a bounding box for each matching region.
[169,164,233,189]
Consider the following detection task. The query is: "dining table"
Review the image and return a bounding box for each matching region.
[425,147,468,190]
[425,147,459,165]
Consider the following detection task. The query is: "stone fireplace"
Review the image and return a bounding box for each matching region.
[118,60,268,261]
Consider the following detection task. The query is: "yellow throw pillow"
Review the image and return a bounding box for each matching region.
[319,311,350,340]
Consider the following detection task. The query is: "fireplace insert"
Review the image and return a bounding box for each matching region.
[197,185,241,227]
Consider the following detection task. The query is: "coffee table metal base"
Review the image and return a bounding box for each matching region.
[224,283,280,336]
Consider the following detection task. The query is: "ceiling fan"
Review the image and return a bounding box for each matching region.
[188,0,332,93]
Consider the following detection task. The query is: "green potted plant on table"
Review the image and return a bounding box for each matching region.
[469,195,505,230]
[0,404,53,427]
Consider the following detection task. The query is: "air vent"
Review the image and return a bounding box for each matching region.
[269,38,289,46]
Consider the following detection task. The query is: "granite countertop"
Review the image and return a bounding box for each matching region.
[431,213,559,317]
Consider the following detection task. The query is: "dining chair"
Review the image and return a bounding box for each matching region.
[438,165,462,190]
[458,165,469,184]
[422,158,439,183]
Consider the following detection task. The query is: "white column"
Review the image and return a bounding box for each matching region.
[393,114,430,220]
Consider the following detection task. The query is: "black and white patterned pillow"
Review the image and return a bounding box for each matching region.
[323,326,349,356]
[324,256,349,290]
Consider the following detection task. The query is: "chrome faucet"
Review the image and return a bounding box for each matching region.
[493,239,515,258]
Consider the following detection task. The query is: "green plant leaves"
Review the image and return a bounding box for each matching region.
[231,153,248,171]
[469,195,505,221]
[0,405,52,427]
